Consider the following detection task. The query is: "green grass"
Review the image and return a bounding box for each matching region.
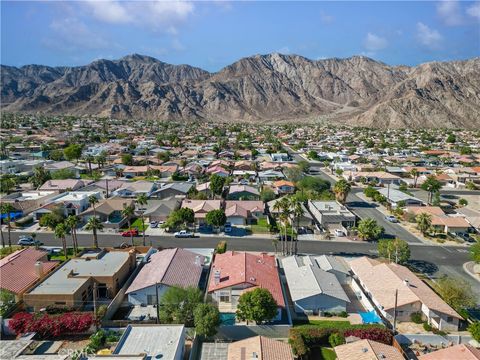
[49,247,85,261]
[0,246,22,259]
[319,347,336,360]
[249,217,270,234]
[295,320,352,328]
[122,218,148,232]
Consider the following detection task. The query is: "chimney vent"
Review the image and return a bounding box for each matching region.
[34,261,44,278]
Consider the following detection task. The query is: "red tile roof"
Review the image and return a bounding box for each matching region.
[208,251,285,307]
[0,248,58,295]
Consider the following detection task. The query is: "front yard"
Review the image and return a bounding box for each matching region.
[249,218,271,234]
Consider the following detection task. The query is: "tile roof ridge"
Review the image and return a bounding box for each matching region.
[159,248,178,283]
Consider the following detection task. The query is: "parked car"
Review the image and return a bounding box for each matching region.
[334,229,346,237]
[298,227,313,235]
[457,232,474,242]
[17,236,43,246]
[121,229,139,237]
[224,222,232,233]
[150,221,159,228]
[174,230,194,238]
[276,234,293,241]
[384,215,398,223]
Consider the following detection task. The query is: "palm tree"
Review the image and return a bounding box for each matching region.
[356,218,383,241]
[85,155,94,174]
[136,194,148,246]
[88,195,99,218]
[333,179,351,204]
[416,213,432,236]
[54,223,68,260]
[410,168,419,188]
[421,176,442,204]
[278,197,292,255]
[65,215,79,255]
[272,237,279,254]
[0,203,15,248]
[290,197,304,255]
[85,217,103,248]
[122,204,135,245]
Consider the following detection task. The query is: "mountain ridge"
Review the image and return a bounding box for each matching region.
[2,53,479,129]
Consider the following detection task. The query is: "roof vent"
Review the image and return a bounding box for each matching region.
[404,279,410,287]
[362,348,369,353]
[251,352,258,359]
[214,270,221,285]
[249,277,256,282]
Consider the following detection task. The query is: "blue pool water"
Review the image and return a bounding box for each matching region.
[220,313,236,325]
[359,311,382,324]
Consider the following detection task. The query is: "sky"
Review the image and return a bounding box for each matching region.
[1,1,479,72]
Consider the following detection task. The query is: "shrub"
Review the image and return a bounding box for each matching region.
[343,328,393,345]
[410,312,423,324]
[328,332,345,347]
[423,322,433,331]
[339,311,348,318]
[468,321,480,342]
[216,241,227,254]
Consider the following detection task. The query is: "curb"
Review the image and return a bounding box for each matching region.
[463,261,480,283]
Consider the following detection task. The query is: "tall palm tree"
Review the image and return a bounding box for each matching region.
[279,197,292,255]
[54,223,68,260]
[122,204,135,245]
[415,213,432,236]
[0,203,15,248]
[65,215,79,255]
[333,179,351,204]
[410,168,419,188]
[421,176,442,204]
[290,197,304,255]
[88,195,99,218]
[85,217,103,248]
[272,199,284,255]
[85,155,94,174]
[136,194,148,246]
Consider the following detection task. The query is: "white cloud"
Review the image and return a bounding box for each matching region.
[467,2,480,18]
[320,11,334,24]
[416,22,443,49]
[364,32,388,51]
[84,0,131,24]
[437,0,463,26]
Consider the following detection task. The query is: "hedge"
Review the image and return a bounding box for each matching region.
[289,324,392,357]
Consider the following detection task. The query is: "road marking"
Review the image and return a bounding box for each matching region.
[457,249,469,253]
[441,246,453,253]
[369,250,379,254]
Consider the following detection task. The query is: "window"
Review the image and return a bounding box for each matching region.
[447,316,453,322]
[219,291,230,302]
[147,295,157,305]
[55,301,66,305]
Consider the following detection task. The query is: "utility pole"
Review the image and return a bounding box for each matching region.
[93,282,98,331]
[393,288,398,333]
[155,282,160,324]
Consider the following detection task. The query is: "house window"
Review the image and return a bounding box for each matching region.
[219,291,230,302]
[447,316,453,322]
[55,301,66,305]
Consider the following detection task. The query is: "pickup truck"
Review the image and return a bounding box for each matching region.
[174,230,194,238]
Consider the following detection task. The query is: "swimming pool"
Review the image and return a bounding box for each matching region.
[220,313,236,325]
[359,310,382,324]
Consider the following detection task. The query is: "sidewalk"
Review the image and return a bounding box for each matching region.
[463,261,480,283]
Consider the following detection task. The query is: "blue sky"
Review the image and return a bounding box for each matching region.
[1,1,479,71]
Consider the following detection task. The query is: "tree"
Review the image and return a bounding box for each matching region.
[356,218,383,241]
[416,213,432,236]
[236,288,278,324]
[159,286,203,326]
[0,175,17,194]
[410,168,419,188]
[193,303,220,337]
[54,223,68,260]
[466,181,478,190]
[470,242,480,264]
[48,149,64,161]
[85,217,103,248]
[377,238,410,264]
[39,209,64,230]
[88,195,99,217]
[121,204,135,245]
[273,197,291,255]
[121,153,134,166]
[435,276,476,311]
[84,154,94,174]
[289,196,303,255]
[297,176,330,194]
[421,176,442,204]
[51,169,76,180]
[205,209,227,230]
[209,174,225,198]
[468,321,480,342]
[458,198,468,207]
[260,187,276,202]
[164,208,194,231]
[284,166,303,182]
[29,166,51,189]
[297,160,310,174]
[63,144,83,162]
[333,179,351,204]
[136,194,148,246]
[65,215,79,255]
[0,203,15,248]
[446,133,456,143]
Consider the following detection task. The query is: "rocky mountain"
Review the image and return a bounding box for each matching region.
[1,53,479,128]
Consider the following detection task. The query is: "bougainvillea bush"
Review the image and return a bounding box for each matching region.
[9,312,93,338]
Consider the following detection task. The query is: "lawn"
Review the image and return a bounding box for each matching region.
[50,248,85,261]
[249,218,270,234]
[320,347,336,360]
[295,320,352,329]
[122,218,148,232]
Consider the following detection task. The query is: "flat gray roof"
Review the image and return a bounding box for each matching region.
[29,251,130,295]
[114,325,185,360]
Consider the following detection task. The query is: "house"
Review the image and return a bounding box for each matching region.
[281,256,350,315]
[207,251,285,320]
[344,171,402,185]
[0,248,58,301]
[377,188,424,208]
[0,335,68,360]
[349,257,462,331]
[77,179,125,198]
[196,181,212,197]
[44,161,79,177]
[126,248,204,305]
[334,339,404,360]
[1,191,60,215]
[272,180,295,195]
[38,179,87,193]
[258,169,285,181]
[122,166,149,177]
[181,199,222,225]
[149,164,179,178]
[268,198,314,228]
[151,182,194,200]
[270,153,290,162]
[224,201,265,225]
[113,180,157,198]
[24,249,135,311]
[315,254,351,284]
[406,206,471,234]
[113,325,185,360]
[418,344,480,360]
[308,200,356,231]
[80,198,135,229]
[142,199,181,223]
[206,165,230,177]
[227,336,294,360]
[227,184,260,200]
[33,191,102,220]
[455,207,480,231]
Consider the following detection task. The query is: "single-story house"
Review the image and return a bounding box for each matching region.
[258,169,285,181]
[38,179,87,193]
[308,200,356,231]
[112,180,157,198]
[126,248,204,305]
[151,182,194,200]
[272,180,295,195]
[181,199,222,225]
[227,336,293,360]
[377,188,424,208]
[142,199,181,223]
[33,191,102,220]
[335,339,404,360]
[227,185,260,200]
[344,171,402,185]
[418,344,480,360]
[80,198,135,229]
[224,200,265,225]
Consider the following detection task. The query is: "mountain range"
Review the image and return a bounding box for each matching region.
[1,53,479,129]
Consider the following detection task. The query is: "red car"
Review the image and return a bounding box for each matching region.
[121,229,138,237]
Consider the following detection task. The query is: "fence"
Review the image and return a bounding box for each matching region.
[214,325,291,340]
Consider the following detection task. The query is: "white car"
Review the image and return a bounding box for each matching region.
[334,229,346,237]
[174,230,194,238]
